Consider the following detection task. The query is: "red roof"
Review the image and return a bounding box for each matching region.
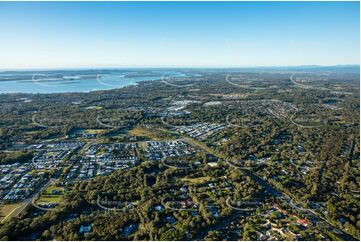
[297,219,310,226]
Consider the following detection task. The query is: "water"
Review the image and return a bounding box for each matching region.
[0,70,190,94]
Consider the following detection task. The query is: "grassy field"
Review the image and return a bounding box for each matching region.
[181,176,212,184]
[44,185,65,193]
[36,195,62,204]
[128,127,163,140]
[181,136,224,158]
[0,203,22,221]
[84,129,106,134]
[29,169,52,174]
[86,106,102,110]
[36,185,65,204]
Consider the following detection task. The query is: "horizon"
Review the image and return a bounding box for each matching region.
[0,1,359,69]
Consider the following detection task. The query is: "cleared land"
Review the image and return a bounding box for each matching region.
[0,203,22,221]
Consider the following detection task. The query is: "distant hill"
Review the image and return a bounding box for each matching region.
[219,65,360,74]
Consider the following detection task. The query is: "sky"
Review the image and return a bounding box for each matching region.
[0,1,359,69]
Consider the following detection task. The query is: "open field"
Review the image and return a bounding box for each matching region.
[128,127,161,140]
[36,195,62,204]
[0,203,22,221]
[181,176,212,184]
[84,129,106,134]
[44,185,65,194]
[36,185,65,204]
[182,136,224,158]
[128,127,177,140]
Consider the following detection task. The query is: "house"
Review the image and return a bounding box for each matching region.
[297,219,310,227]
[79,224,92,233]
[154,205,164,211]
[166,216,177,224]
[190,210,198,216]
[180,187,188,192]
[208,206,219,218]
[180,199,193,208]
[123,223,137,237]
[339,217,346,224]
[207,162,218,167]
[256,231,267,241]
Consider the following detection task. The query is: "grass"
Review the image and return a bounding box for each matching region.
[37,195,62,204]
[46,151,57,156]
[0,203,22,220]
[128,127,164,140]
[181,176,212,184]
[44,185,65,194]
[29,169,52,174]
[181,136,224,158]
[84,129,106,134]
[36,185,65,204]
[132,201,139,206]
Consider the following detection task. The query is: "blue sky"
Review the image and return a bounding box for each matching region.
[0,1,359,69]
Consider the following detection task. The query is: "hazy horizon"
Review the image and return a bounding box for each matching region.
[1,64,360,72]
